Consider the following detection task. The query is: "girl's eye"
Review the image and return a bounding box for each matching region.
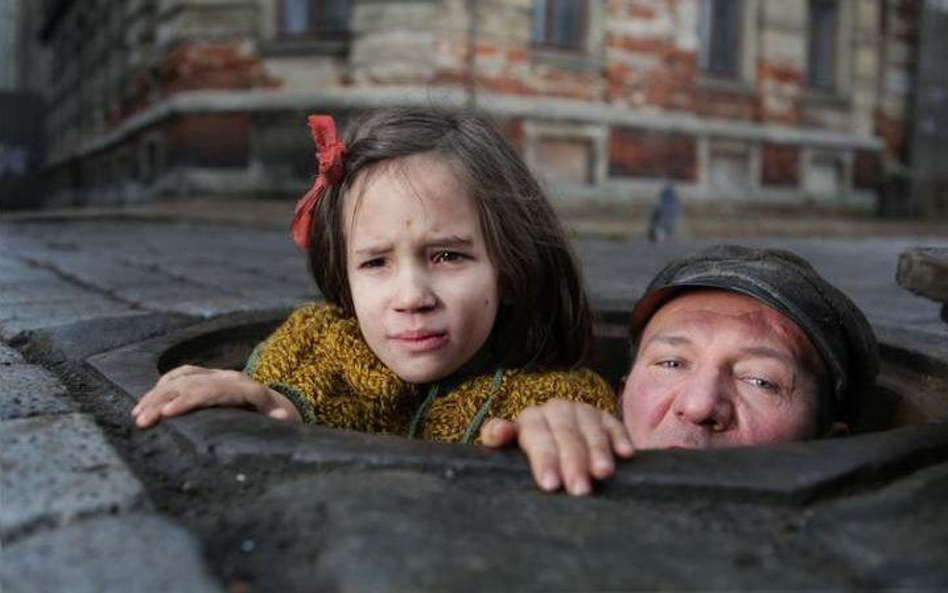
[433,250,464,264]
[359,258,386,270]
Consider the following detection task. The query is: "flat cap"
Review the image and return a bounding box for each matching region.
[630,245,879,421]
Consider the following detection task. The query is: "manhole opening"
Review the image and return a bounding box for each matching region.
[157,309,948,434]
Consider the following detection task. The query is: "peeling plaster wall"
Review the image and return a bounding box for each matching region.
[34,0,922,211]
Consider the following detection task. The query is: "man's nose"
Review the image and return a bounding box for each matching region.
[673,368,734,431]
[392,265,436,312]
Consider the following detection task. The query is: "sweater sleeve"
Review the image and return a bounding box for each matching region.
[243,303,413,431]
[243,303,334,423]
[491,367,619,423]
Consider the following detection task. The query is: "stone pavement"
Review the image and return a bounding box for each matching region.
[1,210,947,592]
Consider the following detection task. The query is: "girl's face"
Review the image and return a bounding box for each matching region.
[344,153,499,384]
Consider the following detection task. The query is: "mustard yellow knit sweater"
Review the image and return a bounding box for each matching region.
[245,303,617,443]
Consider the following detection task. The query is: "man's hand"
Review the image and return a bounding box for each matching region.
[480,399,634,496]
[131,364,302,428]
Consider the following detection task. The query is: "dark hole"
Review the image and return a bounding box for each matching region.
[157,309,948,433]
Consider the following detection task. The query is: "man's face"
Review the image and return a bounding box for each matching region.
[621,289,827,449]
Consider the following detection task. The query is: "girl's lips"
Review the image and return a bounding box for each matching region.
[389,331,449,353]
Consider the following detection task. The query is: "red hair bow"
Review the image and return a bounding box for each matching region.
[290,115,347,249]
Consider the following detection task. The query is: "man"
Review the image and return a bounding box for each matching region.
[481,245,880,496]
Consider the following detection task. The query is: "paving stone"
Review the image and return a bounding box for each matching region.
[37,253,163,291]
[14,312,197,364]
[0,279,104,305]
[0,260,63,283]
[1,514,223,593]
[0,364,76,420]
[0,301,142,341]
[115,282,267,317]
[0,413,146,537]
[0,341,24,364]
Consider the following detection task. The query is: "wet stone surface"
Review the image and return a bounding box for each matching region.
[0,413,146,538]
[0,342,24,364]
[3,216,948,591]
[1,514,223,593]
[802,462,948,590]
[0,364,76,420]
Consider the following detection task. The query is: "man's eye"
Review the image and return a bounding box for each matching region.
[433,250,464,264]
[656,360,684,370]
[748,377,779,392]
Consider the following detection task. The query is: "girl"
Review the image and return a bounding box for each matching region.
[132,108,616,444]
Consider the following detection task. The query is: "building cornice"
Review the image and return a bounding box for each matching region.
[49,86,884,168]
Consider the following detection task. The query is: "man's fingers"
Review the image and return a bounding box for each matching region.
[517,410,562,492]
[602,413,635,458]
[575,406,615,480]
[480,418,517,448]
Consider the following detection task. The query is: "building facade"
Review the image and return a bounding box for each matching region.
[28,0,931,211]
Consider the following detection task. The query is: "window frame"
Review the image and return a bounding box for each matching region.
[276,0,350,40]
[699,0,743,79]
[531,0,590,53]
[806,0,840,91]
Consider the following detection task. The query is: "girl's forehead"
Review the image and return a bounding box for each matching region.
[344,154,478,237]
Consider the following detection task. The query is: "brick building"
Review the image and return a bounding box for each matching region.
[23,0,934,211]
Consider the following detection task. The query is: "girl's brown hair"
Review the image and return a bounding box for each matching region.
[306,107,593,369]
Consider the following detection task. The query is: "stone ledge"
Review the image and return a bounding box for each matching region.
[88,311,948,505]
[897,247,948,303]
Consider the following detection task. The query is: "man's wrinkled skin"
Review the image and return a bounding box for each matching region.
[481,290,848,496]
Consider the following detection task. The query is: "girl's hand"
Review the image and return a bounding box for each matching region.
[131,364,302,428]
[480,399,634,496]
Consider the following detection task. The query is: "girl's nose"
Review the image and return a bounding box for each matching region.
[673,368,734,431]
[392,267,436,312]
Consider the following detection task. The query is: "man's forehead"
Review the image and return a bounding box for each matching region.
[641,289,814,353]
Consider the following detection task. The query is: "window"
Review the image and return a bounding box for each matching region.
[531,0,588,51]
[807,0,839,90]
[279,0,349,37]
[699,0,742,78]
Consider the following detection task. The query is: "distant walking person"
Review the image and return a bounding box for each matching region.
[647,180,681,243]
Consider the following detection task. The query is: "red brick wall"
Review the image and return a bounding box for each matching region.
[608,127,696,180]
[159,43,278,94]
[164,113,251,167]
[757,63,803,125]
[760,143,800,186]
[605,38,699,112]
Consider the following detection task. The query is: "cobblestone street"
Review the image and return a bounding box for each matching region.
[2,210,947,592]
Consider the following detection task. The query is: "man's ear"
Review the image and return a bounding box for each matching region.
[823,421,850,438]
